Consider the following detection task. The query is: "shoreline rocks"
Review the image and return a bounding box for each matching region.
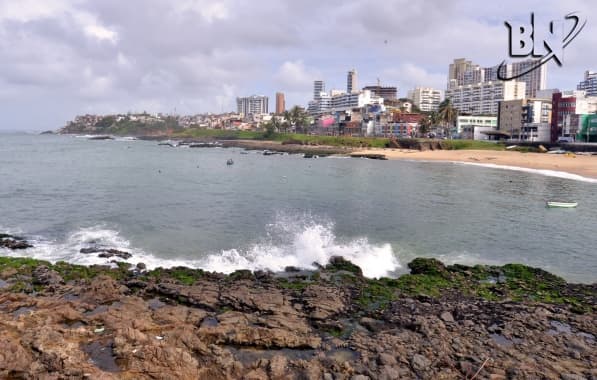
[0,234,33,250]
[0,256,594,379]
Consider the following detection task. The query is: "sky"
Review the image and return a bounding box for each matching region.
[0,0,596,131]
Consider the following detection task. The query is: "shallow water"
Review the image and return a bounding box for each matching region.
[1,133,596,283]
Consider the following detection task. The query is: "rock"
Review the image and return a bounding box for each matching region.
[136,262,147,271]
[325,256,363,276]
[410,354,431,372]
[440,311,455,323]
[407,258,447,277]
[32,266,64,286]
[98,249,132,260]
[561,375,586,380]
[0,234,33,250]
[80,247,102,254]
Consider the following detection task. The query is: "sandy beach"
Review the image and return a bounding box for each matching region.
[351,148,597,180]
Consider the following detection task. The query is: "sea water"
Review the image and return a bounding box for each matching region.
[1,133,596,282]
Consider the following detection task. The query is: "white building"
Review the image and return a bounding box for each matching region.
[448,58,546,99]
[577,70,597,96]
[446,81,526,115]
[331,90,384,112]
[456,115,498,139]
[408,87,443,112]
[236,95,269,116]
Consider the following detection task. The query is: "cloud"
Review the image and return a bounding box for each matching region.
[382,64,447,95]
[0,0,596,130]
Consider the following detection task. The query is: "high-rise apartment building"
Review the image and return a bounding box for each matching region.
[236,95,269,116]
[447,58,546,99]
[446,81,526,115]
[275,92,285,114]
[347,69,358,93]
[577,70,597,96]
[313,80,325,101]
[408,87,443,112]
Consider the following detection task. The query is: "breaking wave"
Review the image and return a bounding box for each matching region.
[0,217,401,278]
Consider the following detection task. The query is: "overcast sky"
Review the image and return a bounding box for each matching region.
[0,0,595,131]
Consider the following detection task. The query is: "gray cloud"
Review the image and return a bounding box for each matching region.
[0,0,595,130]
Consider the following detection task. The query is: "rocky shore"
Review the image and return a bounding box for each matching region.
[0,238,595,379]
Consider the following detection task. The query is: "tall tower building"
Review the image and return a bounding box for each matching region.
[347,69,358,93]
[275,92,285,114]
[313,80,325,101]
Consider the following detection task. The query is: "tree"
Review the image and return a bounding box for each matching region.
[438,99,458,138]
[418,116,431,137]
[286,106,309,134]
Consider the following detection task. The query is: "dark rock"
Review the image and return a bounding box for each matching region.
[284,266,301,273]
[136,262,147,271]
[80,247,102,254]
[325,256,363,276]
[0,234,33,250]
[97,249,132,260]
[408,258,447,277]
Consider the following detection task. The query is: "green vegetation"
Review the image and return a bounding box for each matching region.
[0,256,593,314]
[145,266,204,286]
[439,139,506,151]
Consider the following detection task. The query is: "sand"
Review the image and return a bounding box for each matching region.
[350,148,597,180]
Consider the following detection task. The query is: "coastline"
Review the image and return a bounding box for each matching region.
[0,255,595,378]
[350,148,597,180]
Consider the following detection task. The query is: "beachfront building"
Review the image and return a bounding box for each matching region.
[498,98,552,141]
[456,115,498,140]
[408,87,443,112]
[236,95,269,116]
[382,113,423,137]
[446,81,526,116]
[551,90,597,142]
[577,71,597,97]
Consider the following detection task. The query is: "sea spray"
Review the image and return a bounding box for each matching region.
[1,218,401,278]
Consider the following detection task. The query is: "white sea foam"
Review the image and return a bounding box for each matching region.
[405,159,597,183]
[454,161,597,183]
[200,220,400,278]
[1,219,401,278]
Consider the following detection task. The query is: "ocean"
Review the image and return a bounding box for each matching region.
[1,133,596,283]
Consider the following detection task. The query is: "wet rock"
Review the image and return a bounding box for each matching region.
[98,249,132,260]
[0,234,33,250]
[136,262,147,271]
[407,258,447,277]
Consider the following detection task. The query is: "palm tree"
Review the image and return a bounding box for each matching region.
[289,106,309,134]
[438,99,458,138]
[418,116,431,138]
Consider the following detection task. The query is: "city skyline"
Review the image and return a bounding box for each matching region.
[1,0,597,131]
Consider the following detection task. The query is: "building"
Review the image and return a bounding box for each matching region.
[362,85,397,100]
[331,90,384,112]
[313,80,325,101]
[448,58,546,98]
[577,71,597,97]
[347,69,358,94]
[408,87,443,112]
[446,80,526,115]
[498,98,552,141]
[456,115,498,140]
[236,95,268,116]
[551,90,597,142]
[275,92,285,114]
[383,113,423,137]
